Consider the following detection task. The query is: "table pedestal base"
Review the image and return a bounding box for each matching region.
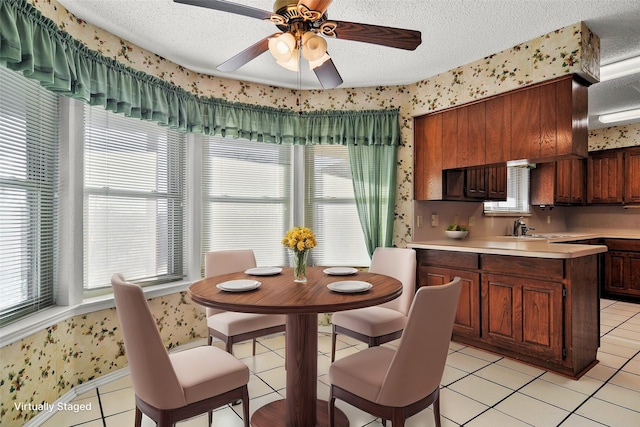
[251,399,349,427]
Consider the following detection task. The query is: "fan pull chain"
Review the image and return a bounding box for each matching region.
[296,37,303,115]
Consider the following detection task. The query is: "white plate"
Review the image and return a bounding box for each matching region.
[323,267,358,276]
[244,267,282,276]
[327,281,372,293]
[216,280,261,292]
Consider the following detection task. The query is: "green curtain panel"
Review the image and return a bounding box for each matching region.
[0,0,400,252]
[348,144,398,255]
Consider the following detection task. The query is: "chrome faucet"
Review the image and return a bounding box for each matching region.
[513,217,525,236]
[513,217,535,236]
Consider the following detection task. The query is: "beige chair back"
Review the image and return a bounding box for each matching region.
[111,273,186,409]
[204,250,257,316]
[376,277,462,407]
[369,247,417,315]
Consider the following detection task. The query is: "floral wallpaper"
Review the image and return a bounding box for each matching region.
[589,122,640,151]
[1,1,636,425]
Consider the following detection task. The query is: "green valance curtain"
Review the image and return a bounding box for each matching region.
[0,0,399,253]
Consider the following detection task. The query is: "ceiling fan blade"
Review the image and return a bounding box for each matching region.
[313,56,343,89]
[328,20,422,51]
[297,0,332,14]
[217,35,275,72]
[173,0,272,20]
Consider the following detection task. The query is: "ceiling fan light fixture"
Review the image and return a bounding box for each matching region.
[268,32,297,62]
[301,32,327,61]
[276,49,300,72]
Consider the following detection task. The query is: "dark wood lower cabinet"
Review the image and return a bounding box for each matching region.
[419,266,480,338]
[416,249,600,378]
[482,273,563,361]
[603,239,640,301]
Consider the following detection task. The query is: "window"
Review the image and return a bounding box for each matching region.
[305,145,370,267]
[202,137,369,269]
[483,166,530,215]
[0,67,59,325]
[202,137,292,267]
[83,105,186,291]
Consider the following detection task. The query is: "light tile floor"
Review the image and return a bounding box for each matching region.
[41,298,640,426]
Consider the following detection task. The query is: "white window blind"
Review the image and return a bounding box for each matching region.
[83,105,186,290]
[0,67,59,325]
[484,166,530,214]
[305,145,370,267]
[202,136,292,268]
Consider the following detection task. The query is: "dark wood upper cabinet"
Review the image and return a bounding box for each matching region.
[587,150,624,204]
[531,159,585,206]
[441,109,458,170]
[511,76,588,164]
[485,96,511,164]
[413,74,589,201]
[414,114,443,200]
[511,85,541,161]
[624,147,640,204]
[465,103,486,167]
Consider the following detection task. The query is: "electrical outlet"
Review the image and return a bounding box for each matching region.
[469,216,476,227]
[453,215,459,224]
[431,214,439,227]
[417,216,423,228]
[547,215,551,224]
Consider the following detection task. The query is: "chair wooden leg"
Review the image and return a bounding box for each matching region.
[433,393,441,427]
[207,334,213,345]
[225,339,233,354]
[134,406,143,427]
[252,338,257,355]
[208,410,213,426]
[391,408,405,427]
[242,385,250,427]
[328,387,335,426]
[331,328,337,362]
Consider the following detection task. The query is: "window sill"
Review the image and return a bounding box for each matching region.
[0,280,193,348]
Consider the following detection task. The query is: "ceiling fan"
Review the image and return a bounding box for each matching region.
[173,0,422,88]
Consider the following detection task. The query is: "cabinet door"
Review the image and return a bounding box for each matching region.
[556,158,585,205]
[414,114,443,200]
[624,147,640,204]
[482,273,563,361]
[465,168,487,199]
[555,159,572,204]
[587,150,624,204]
[442,109,458,170]
[485,96,511,164]
[464,166,506,200]
[604,251,640,298]
[511,86,541,161]
[603,251,625,295]
[466,102,486,167]
[487,165,507,200]
[420,266,480,338]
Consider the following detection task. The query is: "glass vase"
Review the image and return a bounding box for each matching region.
[293,250,309,283]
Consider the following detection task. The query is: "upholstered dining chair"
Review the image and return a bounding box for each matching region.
[330,247,417,362]
[205,250,286,355]
[111,273,250,427]
[328,277,462,427]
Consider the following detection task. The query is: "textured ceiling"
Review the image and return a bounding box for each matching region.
[58,0,640,129]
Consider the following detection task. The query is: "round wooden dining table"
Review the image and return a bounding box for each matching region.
[188,266,402,427]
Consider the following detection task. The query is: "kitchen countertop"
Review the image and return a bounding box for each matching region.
[409,231,640,259]
[408,236,605,259]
